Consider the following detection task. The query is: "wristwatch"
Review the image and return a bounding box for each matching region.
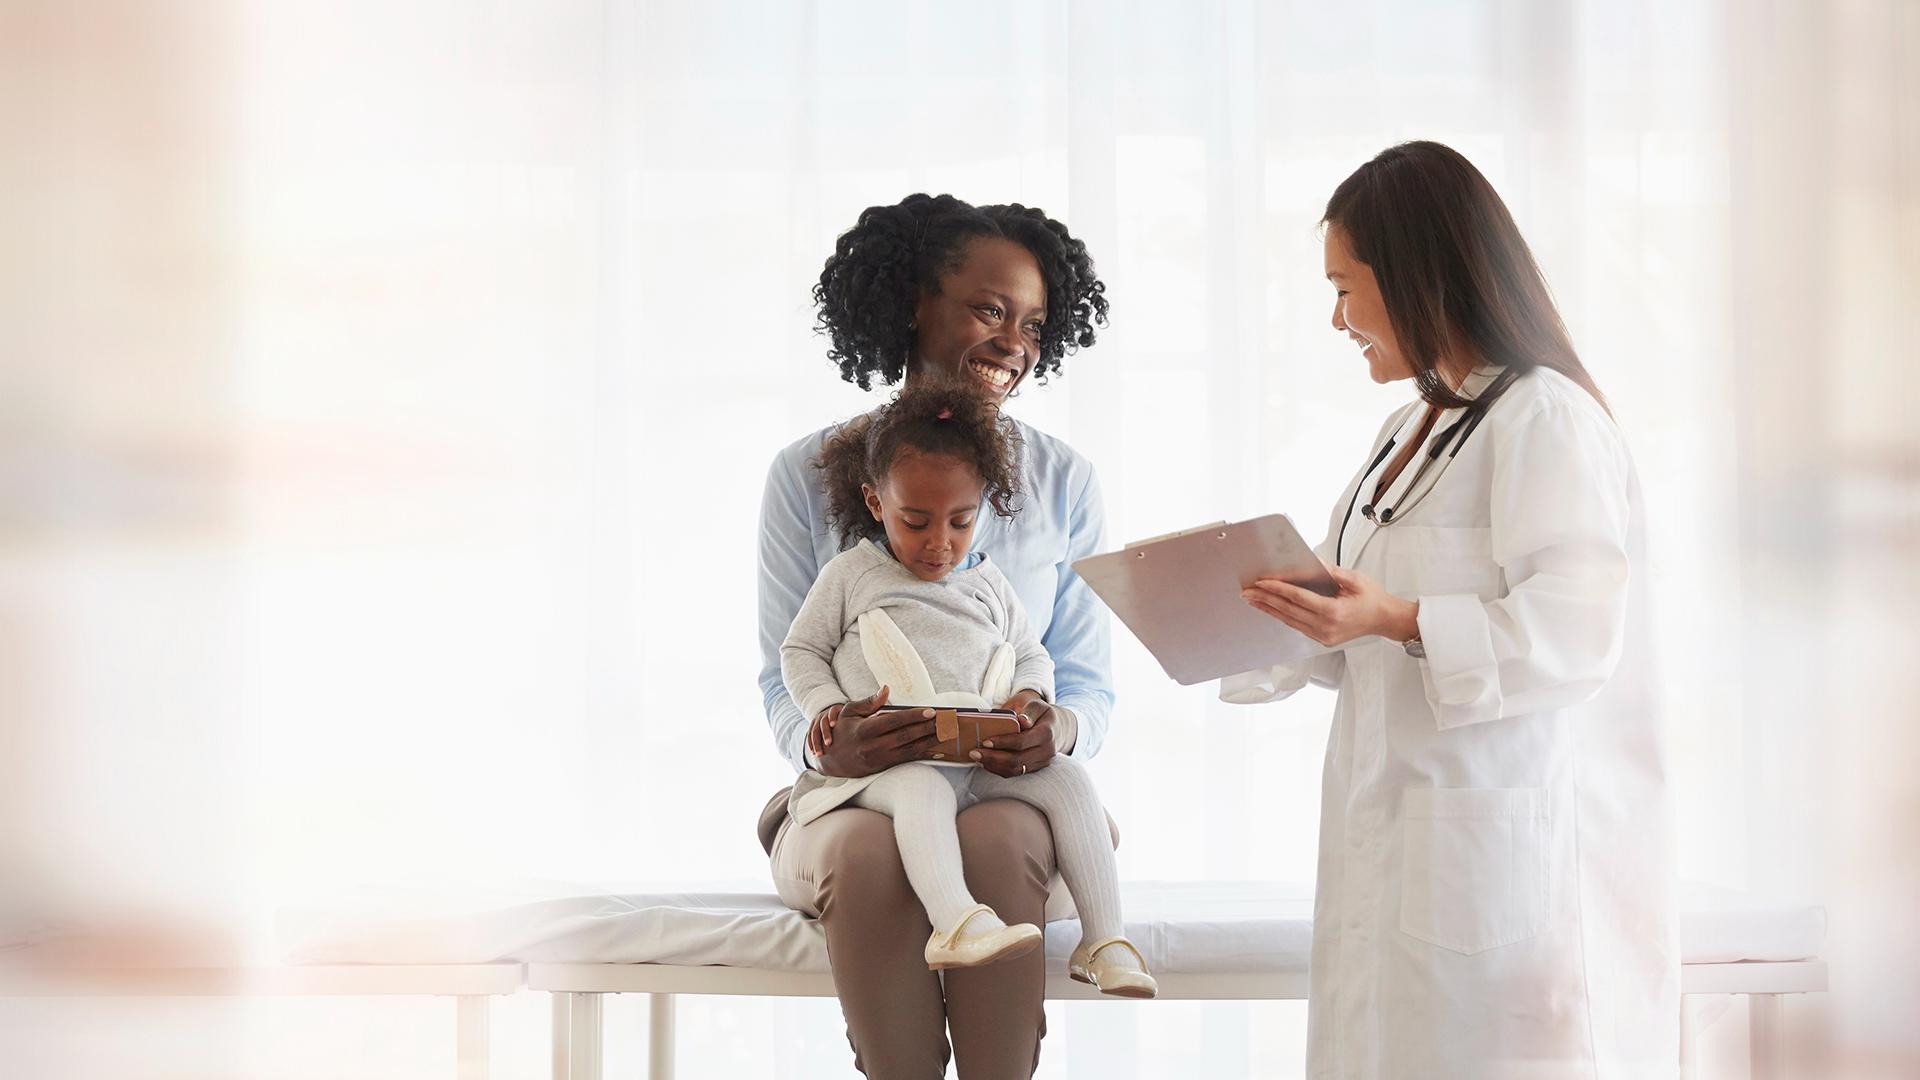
[1402,635,1426,660]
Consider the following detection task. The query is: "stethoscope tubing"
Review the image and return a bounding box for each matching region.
[1333,369,1518,566]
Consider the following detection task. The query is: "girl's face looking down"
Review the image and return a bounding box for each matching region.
[863,451,983,582]
[908,237,1048,403]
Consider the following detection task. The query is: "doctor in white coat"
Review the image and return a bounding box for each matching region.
[1227,141,1678,1079]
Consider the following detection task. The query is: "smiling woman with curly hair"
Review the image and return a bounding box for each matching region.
[754,193,1115,1078]
[812,193,1109,392]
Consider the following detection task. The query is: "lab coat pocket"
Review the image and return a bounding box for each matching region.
[1398,786,1550,955]
[1385,526,1501,600]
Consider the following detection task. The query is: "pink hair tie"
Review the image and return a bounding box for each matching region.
[937,408,952,420]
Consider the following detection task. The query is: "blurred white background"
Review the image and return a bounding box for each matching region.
[2,0,1914,1077]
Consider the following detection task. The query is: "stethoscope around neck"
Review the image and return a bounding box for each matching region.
[1334,368,1518,566]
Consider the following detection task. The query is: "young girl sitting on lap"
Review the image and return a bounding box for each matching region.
[780,382,1155,997]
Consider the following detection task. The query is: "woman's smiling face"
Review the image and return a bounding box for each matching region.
[1324,225,1413,384]
[907,236,1048,403]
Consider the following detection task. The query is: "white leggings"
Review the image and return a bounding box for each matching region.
[849,756,1121,942]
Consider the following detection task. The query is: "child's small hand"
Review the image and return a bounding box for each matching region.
[807,704,845,761]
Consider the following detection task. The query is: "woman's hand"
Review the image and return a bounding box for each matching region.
[973,689,1058,778]
[1242,566,1420,648]
[814,686,945,779]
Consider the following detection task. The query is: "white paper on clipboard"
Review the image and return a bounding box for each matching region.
[1072,514,1338,686]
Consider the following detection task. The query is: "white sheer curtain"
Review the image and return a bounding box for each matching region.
[6,1,1915,1076]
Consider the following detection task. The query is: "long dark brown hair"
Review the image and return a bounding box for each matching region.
[1322,141,1609,415]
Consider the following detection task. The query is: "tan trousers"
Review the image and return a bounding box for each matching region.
[759,786,1115,1079]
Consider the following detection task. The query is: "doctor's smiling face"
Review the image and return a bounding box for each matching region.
[1325,225,1413,384]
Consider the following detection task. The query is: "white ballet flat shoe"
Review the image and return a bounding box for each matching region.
[1068,936,1158,999]
[924,904,1043,971]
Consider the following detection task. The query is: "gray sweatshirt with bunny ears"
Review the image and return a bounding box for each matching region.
[780,538,1055,726]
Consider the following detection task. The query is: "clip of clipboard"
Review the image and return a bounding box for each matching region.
[1071,514,1338,686]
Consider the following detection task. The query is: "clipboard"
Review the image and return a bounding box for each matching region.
[1072,514,1338,686]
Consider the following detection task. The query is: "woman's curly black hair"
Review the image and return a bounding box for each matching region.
[812,193,1110,391]
[814,378,1025,550]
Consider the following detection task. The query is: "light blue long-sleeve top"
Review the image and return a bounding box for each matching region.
[758,415,1115,773]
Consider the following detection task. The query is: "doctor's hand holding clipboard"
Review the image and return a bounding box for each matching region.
[1238,563,1420,651]
[1083,141,1680,1080]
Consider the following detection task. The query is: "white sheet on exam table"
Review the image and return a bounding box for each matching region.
[281,880,1823,975]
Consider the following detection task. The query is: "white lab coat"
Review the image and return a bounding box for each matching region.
[1223,367,1678,1079]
